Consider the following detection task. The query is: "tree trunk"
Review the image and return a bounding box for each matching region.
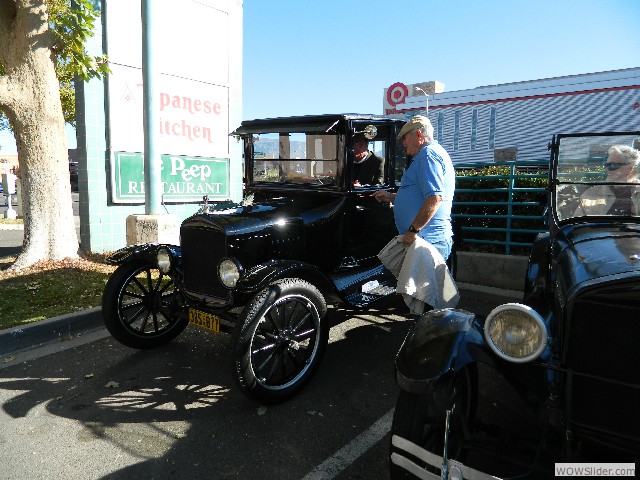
[0,0,79,269]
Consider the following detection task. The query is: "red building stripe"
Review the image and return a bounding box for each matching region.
[398,84,640,112]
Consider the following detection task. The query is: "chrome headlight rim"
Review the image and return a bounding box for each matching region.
[156,246,174,274]
[218,257,242,289]
[484,303,547,363]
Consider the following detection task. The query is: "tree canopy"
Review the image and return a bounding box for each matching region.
[0,0,108,130]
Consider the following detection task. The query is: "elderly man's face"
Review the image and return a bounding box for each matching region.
[605,151,636,183]
[402,130,424,157]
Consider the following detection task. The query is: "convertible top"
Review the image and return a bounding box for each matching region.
[230,113,405,136]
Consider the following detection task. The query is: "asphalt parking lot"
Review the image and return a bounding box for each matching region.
[1,193,524,479]
[0,285,519,480]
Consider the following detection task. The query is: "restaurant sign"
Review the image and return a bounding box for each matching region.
[112,152,229,203]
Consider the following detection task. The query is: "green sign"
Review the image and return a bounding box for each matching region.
[112,152,230,203]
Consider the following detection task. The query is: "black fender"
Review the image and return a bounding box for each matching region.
[236,259,340,302]
[395,308,494,394]
[523,232,552,315]
[395,308,554,413]
[106,243,182,267]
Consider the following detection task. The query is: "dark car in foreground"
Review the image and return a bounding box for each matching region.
[389,131,640,479]
[102,114,414,403]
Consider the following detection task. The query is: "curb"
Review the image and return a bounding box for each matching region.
[457,252,528,292]
[0,307,104,358]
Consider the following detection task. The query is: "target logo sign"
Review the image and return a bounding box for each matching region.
[387,82,409,107]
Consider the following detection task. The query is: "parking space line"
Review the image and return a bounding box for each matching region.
[300,408,394,480]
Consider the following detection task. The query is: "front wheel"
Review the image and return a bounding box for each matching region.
[102,261,188,349]
[231,278,328,404]
[390,365,478,479]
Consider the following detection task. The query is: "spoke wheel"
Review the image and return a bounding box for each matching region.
[232,278,328,403]
[102,261,188,349]
[390,365,478,479]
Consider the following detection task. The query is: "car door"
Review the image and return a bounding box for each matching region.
[344,123,401,266]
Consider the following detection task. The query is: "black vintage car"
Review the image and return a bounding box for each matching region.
[102,114,412,403]
[390,132,640,479]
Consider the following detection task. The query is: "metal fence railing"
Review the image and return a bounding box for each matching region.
[453,161,549,255]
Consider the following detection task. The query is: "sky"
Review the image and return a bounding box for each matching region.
[242,0,640,120]
[1,0,639,156]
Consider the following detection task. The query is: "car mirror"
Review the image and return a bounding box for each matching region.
[363,125,377,140]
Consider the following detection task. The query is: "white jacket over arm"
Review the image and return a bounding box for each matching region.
[378,236,460,315]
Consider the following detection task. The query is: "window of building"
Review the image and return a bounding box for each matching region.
[437,111,444,143]
[471,109,478,150]
[489,107,496,150]
[453,111,460,150]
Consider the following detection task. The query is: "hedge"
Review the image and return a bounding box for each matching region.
[453,165,549,255]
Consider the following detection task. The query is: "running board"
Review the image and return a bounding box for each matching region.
[344,284,396,308]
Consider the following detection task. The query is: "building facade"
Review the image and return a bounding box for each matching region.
[75,0,243,253]
[384,68,640,164]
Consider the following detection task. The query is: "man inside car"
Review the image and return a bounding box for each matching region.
[352,133,384,186]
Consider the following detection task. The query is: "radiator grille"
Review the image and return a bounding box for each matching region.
[181,225,229,301]
[565,285,640,442]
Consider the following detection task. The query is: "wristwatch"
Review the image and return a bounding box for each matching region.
[408,225,420,234]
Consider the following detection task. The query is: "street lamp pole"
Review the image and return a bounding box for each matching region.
[414,87,429,116]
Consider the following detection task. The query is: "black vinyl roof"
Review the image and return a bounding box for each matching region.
[230,113,404,135]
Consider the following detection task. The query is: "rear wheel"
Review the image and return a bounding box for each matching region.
[231,278,328,403]
[102,261,188,349]
[390,364,478,479]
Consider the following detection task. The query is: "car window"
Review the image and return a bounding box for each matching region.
[394,140,409,187]
[555,134,640,221]
[351,138,388,188]
[252,132,338,186]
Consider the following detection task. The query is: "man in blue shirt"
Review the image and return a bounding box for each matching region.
[373,115,455,260]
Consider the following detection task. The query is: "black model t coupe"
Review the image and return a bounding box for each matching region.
[390,132,640,479]
[102,114,410,403]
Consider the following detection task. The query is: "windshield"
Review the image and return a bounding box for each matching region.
[250,132,339,187]
[555,134,640,221]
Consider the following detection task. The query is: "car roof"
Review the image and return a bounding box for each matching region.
[230,113,405,135]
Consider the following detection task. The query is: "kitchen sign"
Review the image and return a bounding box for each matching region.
[112,152,229,203]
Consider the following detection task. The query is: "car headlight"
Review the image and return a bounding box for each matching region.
[156,247,173,273]
[484,303,547,363]
[218,258,241,288]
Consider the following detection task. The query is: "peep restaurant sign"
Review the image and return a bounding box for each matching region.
[112,152,229,203]
[105,2,235,205]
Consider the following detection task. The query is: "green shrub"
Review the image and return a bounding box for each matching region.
[453,165,549,255]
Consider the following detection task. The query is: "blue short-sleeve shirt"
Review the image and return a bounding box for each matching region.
[393,141,455,243]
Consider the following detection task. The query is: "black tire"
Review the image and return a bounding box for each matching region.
[231,278,328,403]
[390,364,478,479]
[102,261,188,349]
